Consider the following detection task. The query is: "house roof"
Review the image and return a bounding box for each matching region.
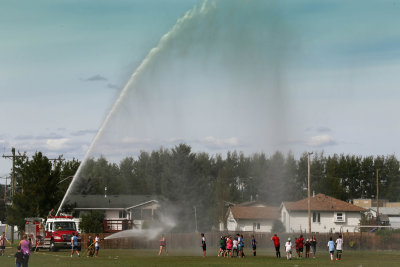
[283,194,366,212]
[69,195,160,209]
[230,206,280,220]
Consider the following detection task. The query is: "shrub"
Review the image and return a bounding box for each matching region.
[80,211,105,233]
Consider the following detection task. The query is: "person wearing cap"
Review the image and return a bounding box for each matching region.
[285,237,292,260]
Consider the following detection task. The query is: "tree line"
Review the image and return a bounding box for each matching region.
[73,144,400,231]
[3,144,400,231]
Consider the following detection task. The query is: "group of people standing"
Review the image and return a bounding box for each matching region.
[283,234,318,260]
[217,234,252,258]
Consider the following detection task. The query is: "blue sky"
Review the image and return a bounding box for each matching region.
[2,0,400,178]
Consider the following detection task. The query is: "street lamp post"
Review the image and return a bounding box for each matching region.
[307,152,313,234]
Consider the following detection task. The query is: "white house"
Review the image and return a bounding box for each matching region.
[71,195,161,232]
[226,202,280,232]
[281,194,366,233]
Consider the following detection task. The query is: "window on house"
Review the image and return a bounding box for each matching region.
[119,210,127,218]
[313,212,321,223]
[283,212,286,225]
[334,212,345,222]
[253,223,260,230]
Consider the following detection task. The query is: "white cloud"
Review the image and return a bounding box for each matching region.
[45,138,69,150]
[307,134,336,147]
[202,136,240,149]
[121,137,152,144]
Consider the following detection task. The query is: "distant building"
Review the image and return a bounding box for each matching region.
[281,194,366,233]
[71,195,161,232]
[353,199,388,208]
[353,198,400,208]
[369,207,400,229]
[226,202,280,232]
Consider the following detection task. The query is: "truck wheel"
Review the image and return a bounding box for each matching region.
[50,241,57,252]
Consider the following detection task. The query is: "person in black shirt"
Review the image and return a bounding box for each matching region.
[15,246,24,267]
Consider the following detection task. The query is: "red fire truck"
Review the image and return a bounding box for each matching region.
[25,216,81,251]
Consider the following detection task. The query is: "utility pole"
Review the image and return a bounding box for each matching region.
[2,176,7,204]
[376,169,379,224]
[0,176,8,203]
[194,206,198,232]
[48,156,65,170]
[2,147,25,244]
[307,152,313,234]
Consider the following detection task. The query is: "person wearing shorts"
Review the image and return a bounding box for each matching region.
[158,235,168,256]
[285,237,292,260]
[94,234,100,257]
[232,237,238,257]
[1,232,11,256]
[335,235,343,261]
[201,233,206,257]
[226,236,232,257]
[70,233,80,257]
[297,234,304,258]
[327,237,335,261]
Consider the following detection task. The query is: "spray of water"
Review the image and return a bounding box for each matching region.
[57,1,217,214]
[57,0,297,237]
[105,214,176,240]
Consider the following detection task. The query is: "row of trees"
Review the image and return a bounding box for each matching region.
[71,144,400,231]
[4,145,400,232]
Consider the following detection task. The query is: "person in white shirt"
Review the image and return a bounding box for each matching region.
[0,232,11,256]
[335,235,343,261]
[232,238,238,257]
[95,234,100,258]
[285,238,292,260]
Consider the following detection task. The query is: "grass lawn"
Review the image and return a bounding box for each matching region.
[1,247,399,267]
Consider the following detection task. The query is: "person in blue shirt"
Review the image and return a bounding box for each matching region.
[70,233,80,258]
[327,237,335,261]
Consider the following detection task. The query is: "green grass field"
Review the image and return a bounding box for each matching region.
[1,247,399,267]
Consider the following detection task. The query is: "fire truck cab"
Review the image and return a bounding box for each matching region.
[25,216,81,252]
